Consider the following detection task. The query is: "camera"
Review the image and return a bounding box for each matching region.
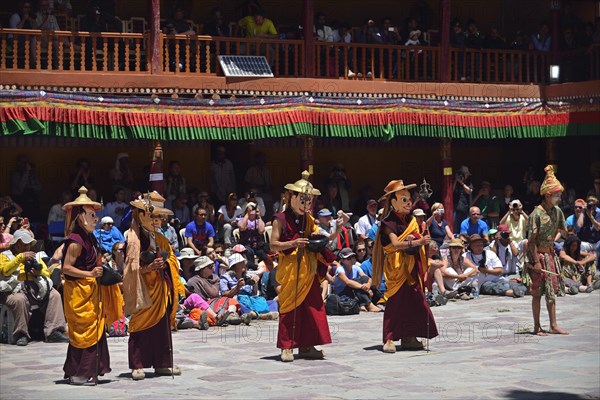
[24,259,42,274]
[478,259,486,269]
[456,173,465,181]
[172,218,181,226]
[248,191,256,198]
[438,208,444,215]
[500,232,510,240]
[587,202,594,211]
[512,202,519,209]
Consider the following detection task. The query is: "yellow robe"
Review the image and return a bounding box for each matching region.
[128,233,185,333]
[382,218,428,300]
[276,214,328,314]
[64,279,123,349]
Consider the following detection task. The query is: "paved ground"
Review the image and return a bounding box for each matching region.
[1,292,599,400]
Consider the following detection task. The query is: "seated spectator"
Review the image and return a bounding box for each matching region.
[405,29,422,46]
[441,238,478,299]
[0,196,23,221]
[426,241,455,303]
[355,199,378,241]
[0,229,68,346]
[9,2,38,67]
[170,194,191,228]
[499,185,516,216]
[465,234,526,297]
[108,241,125,276]
[163,5,197,72]
[412,208,427,234]
[427,202,454,247]
[314,12,334,42]
[450,18,465,49]
[490,224,521,276]
[204,7,228,37]
[261,253,281,302]
[332,248,380,312]
[185,208,215,256]
[400,17,419,45]
[47,190,71,225]
[104,187,128,231]
[559,236,599,294]
[565,198,585,233]
[159,215,179,256]
[500,199,528,242]
[209,243,228,276]
[576,196,600,259]
[238,202,266,270]
[217,193,243,247]
[464,19,483,49]
[531,21,551,52]
[238,189,266,218]
[587,177,600,199]
[359,238,385,303]
[472,181,500,228]
[94,216,125,254]
[460,206,489,241]
[380,18,401,44]
[191,191,216,225]
[317,208,350,252]
[177,248,199,282]
[0,217,14,252]
[483,26,506,49]
[353,240,368,265]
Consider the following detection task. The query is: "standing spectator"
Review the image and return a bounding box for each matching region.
[9,2,38,68]
[355,199,378,241]
[244,152,273,205]
[499,184,516,217]
[69,159,95,195]
[10,155,42,222]
[160,215,180,256]
[164,160,187,203]
[238,202,266,270]
[453,165,473,233]
[326,164,352,212]
[587,177,600,199]
[47,190,71,225]
[460,206,489,242]
[314,12,334,42]
[204,7,228,37]
[531,21,551,52]
[472,181,500,228]
[185,208,216,256]
[48,0,72,16]
[164,6,196,72]
[210,146,236,205]
[483,26,506,49]
[170,194,191,228]
[523,180,542,215]
[104,188,128,231]
[94,216,125,254]
[237,9,277,38]
[109,153,135,200]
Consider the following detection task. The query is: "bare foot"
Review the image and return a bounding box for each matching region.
[367,303,381,312]
[549,327,570,335]
[533,327,549,336]
[360,305,367,312]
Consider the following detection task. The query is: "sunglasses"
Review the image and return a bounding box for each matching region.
[356,248,366,252]
[575,206,583,210]
[215,250,223,254]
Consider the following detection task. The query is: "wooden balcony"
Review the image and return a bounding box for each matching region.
[1,28,598,97]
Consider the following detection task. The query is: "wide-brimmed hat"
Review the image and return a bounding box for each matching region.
[228,253,247,268]
[469,234,485,243]
[193,256,214,271]
[448,238,464,248]
[409,29,421,38]
[10,229,37,246]
[284,170,321,196]
[379,179,416,202]
[412,208,426,217]
[63,186,101,211]
[177,248,199,260]
[130,191,173,216]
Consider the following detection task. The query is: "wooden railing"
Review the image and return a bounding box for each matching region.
[2,28,599,84]
[161,34,303,77]
[314,42,440,81]
[0,29,148,72]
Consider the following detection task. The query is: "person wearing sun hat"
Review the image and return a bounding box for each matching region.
[61,186,123,385]
[123,191,185,381]
[270,171,337,362]
[372,179,438,353]
[525,165,569,336]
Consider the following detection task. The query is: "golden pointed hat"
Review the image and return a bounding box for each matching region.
[379,179,417,202]
[540,165,564,196]
[63,186,101,211]
[130,191,173,215]
[284,170,321,196]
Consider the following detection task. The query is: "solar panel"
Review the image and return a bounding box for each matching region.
[218,55,274,78]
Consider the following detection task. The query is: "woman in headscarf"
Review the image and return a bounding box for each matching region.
[62,186,123,385]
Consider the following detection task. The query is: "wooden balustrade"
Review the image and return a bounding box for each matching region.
[0,29,147,73]
[161,34,303,77]
[2,28,598,85]
[314,42,440,81]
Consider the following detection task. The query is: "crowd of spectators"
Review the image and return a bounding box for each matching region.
[3,1,599,80]
[1,150,599,345]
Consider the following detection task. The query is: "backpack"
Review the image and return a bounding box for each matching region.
[325,293,360,316]
[108,313,127,337]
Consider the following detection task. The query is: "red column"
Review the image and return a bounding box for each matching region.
[439,0,451,82]
[149,0,161,74]
[303,0,315,78]
[149,142,164,195]
[440,138,454,226]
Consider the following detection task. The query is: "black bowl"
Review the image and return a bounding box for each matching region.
[307,234,329,252]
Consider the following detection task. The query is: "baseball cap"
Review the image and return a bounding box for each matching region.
[318,209,332,217]
[101,216,114,225]
[497,224,510,233]
[412,209,426,217]
[367,199,378,207]
[232,244,246,253]
[339,248,356,259]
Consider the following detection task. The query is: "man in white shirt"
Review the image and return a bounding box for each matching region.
[464,234,526,297]
[210,146,236,205]
[490,224,521,276]
[355,199,378,240]
[314,12,334,42]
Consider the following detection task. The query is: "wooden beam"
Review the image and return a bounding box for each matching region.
[303,0,315,78]
[149,0,161,74]
[439,0,451,82]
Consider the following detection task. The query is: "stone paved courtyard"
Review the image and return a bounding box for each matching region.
[1,293,599,400]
